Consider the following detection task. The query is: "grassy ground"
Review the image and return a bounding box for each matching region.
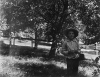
[0,54,99,77]
[0,43,100,77]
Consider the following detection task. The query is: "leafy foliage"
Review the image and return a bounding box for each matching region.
[2,0,100,57]
[78,0,100,44]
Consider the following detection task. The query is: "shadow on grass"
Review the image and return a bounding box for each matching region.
[14,60,87,77]
[0,44,87,77]
[0,43,49,58]
[15,63,67,77]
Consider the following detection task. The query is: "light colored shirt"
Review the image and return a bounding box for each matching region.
[62,38,79,51]
[62,38,80,59]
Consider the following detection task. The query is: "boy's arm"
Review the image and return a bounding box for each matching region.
[61,42,68,55]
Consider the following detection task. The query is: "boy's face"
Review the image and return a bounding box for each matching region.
[68,31,75,40]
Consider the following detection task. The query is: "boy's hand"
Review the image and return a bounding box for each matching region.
[61,51,68,56]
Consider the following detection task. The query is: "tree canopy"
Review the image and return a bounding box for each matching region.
[2,0,100,57]
[78,0,100,44]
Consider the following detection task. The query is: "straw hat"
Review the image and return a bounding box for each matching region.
[65,28,78,38]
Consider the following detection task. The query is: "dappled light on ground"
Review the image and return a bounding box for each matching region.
[0,55,68,77]
[0,55,99,77]
[0,55,25,77]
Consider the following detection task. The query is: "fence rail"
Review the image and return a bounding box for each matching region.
[2,36,52,47]
[3,36,52,42]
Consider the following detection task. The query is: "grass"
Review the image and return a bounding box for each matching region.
[0,43,48,57]
[5,56,86,77]
[0,43,100,77]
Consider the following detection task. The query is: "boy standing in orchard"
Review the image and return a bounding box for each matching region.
[61,28,80,76]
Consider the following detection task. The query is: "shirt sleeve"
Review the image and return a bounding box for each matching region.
[60,41,68,56]
[62,41,67,51]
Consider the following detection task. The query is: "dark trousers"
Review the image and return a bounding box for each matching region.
[66,58,79,76]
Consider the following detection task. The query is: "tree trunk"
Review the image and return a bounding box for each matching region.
[13,28,16,45]
[48,37,57,58]
[9,31,12,48]
[35,27,38,48]
[9,28,12,55]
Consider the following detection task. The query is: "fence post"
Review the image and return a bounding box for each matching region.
[31,40,33,47]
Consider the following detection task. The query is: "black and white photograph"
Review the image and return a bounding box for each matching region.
[0,0,100,77]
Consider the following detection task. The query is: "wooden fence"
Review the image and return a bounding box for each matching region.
[3,36,52,47]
